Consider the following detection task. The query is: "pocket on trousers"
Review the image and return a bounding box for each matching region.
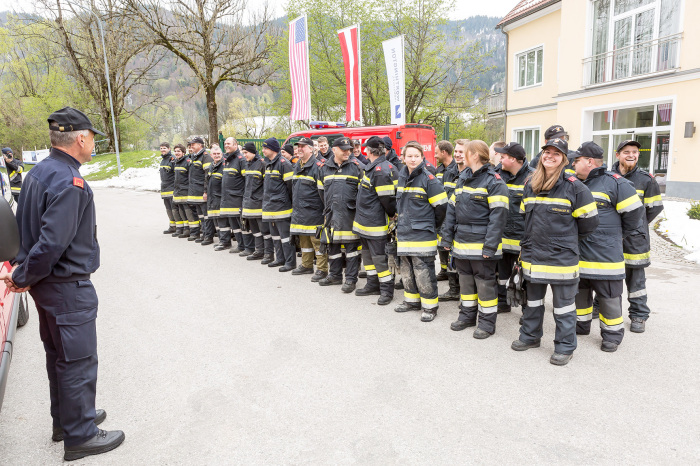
[56,309,97,361]
[74,280,99,311]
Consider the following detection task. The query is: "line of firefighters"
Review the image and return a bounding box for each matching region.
[158,125,663,366]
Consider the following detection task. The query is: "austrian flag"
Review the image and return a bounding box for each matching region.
[338,25,361,122]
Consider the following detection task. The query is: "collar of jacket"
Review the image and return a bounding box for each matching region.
[297,154,318,172]
[265,152,281,166]
[191,148,205,160]
[404,160,426,181]
[461,162,491,182]
[175,154,187,162]
[324,155,351,170]
[224,149,240,162]
[364,154,387,170]
[50,147,82,168]
[211,158,223,169]
[161,151,173,160]
[442,159,456,171]
[611,160,638,178]
[584,165,608,183]
[502,158,531,182]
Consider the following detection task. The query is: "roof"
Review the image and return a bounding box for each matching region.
[496,0,560,29]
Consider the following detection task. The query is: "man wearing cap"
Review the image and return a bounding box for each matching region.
[2,147,23,201]
[382,136,402,169]
[186,136,213,242]
[352,136,399,304]
[241,142,272,262]
[495,142,533,313]
[217,137,253,254]
[434,140,456,283]
[612,140,664,333]
[290,137,327,279]
[530,125,571,169]
[316,136,364,292]
[158,142,177,234]
[262,137,296,271]
[572,141,643,352]
[281,144,299,165]
[0,107,124,460]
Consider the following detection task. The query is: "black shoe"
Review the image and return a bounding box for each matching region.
[177,233,189,238]
[53,409,107,442]
[311,270,328,282]
[394,279,404,290]
[438,289,460,302]
[268,260,284,268]
[279,265,295,272]
[297,251,302,257]
[214,243,231,251]
[341,281,356,293]
[450,320,474,331]
[473,328,492,339]
[194,237,204,243]
[358,270,367,278]
[550,352,573,366]
[247,251,265,261]
[261,254,274,265]
[421,309,437,322]
[630,318,646,333]
[601,341,619,352]
[229,247,243,254]
[355,285,381,296]
[319,276,342,286]
[172,230,182,237]
[576,323,591,335]
[394,302,420,313]
[163,227,176,234]
[188,235,199,242]
[377,295,393,306]
[519,316,523,325]
[200,237,214,246]
[436,269,448,281]
[239,250,254,257]
[497,303,511,313]
[63,429,125,461]
[292,266,314,275]
[511,339,541,351]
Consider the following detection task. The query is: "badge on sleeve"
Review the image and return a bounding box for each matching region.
[567,176,577,183]
[376,166,381,171]
[612,173,621,179]
[428,174,434,180]
[494,173,501,180]
[73,177,84,189]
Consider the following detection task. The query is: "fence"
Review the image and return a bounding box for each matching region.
[236,138,287,154]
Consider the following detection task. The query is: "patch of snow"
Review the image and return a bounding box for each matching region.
[657,200,700,264]
[79,161,107,176]
[89,167,161,192]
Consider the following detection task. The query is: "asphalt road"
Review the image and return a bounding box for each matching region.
[1,188,699,464]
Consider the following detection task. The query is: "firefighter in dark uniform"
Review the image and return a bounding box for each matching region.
[262,138,296,271]
[3,147,23,202]
[290,137,327,278]
[186,137,213,242]
[216,137,248,252]
[441,140,509,338]
[205,144,224,246]
[511,138,599,366]
[241,142,272,262]
[612,140,663,333]
[172,143,193,238]
[394,141,448,322]
[317,136,333,161]
[316,137,364,292]
[382,136,403,170]
[158,142,177,234]
[1,107,124,460]
[353,139,369,165]
[353,136,399,305]
[571,141,644,352]
[494,142,533,313]
[435,140,456,282]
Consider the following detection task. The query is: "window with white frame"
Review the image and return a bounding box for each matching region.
[514,128,541,160]
[586,0,682,85]
[516,47,543,89]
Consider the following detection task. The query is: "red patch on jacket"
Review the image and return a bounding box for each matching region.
[567,176,577,183]
[376,166,381,171]
[73,177,84,189]
[612,173,621,179]
[428,174,434,180]
[494,173,501,180]
[317,161,323,166]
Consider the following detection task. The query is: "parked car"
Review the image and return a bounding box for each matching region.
[284,123,438,166]
[0,155,28,413]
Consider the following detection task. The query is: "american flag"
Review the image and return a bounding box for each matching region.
[338,25,361,122]
[289,16,311,121]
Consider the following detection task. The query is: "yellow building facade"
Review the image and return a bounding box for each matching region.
[497,0,700,198]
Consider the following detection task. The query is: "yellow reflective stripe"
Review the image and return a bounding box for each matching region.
[507,184,524,189]
[487,195,509,205]
[398,186,426,194]
[591,191,610,201]
[245,170,262,176]
[599,314,623,326]
[644,194,662,205]
[377,269,392,278]
[461,294,478,300]
[521,262,579,274]
[443,182,457,188]
[325,174,358,181]
[213,173,223,178]
[175,167,187,171]
[362,175,371,184]
[523,196,572,206]
[616,194,642,211]
[223,167,239,172]
[429,191,448,205]
[365,264,376,271]
[577,306,593,316]
[203,162,211,169]
[502,238,520,247]
[579,261,625,270]
[11,187,21,192]
[262,208,293,216]
[636,189,644,195]
[393,180,399,186]
[293,175,315,182]
[375,184,395,193]
[478,298,498,307]
[283,172,293,181]
[422,296,439,305]
[397,240,437,247]
[290,224,316,231]
[188,196,204,201]
[220,207,241,213]
[624,252,650,260]
[352,221,388,232]
[333,230,355,236]
[572,202,597,218]
[519,201,525,213]
[462,187,488,194]
[404,292,420,299]
[242,208,262,214]
[160,191,174,196]
[450,194,456,203]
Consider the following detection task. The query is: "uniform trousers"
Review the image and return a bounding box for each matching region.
[189,202,208,237]
[399,255,438,311]
[519,281,578,355]
[454,258,499,333]
[360,236,393,296]
[163,197,175,228]
[497,252,519,305]
[171,201,185,232]
[218,215,253,250]
[270,219,296,267]
[245,216,266,254]
[177,203,196,234]
[260,220,274,255]
[438,248,449,272]
[299,235,328,271]
[202,207,215,239]
[576,278,625,344]
[30,280,99,447]
[626,267,650,320]
[328,242,361,283]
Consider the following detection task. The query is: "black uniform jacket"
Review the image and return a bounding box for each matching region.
[291,154,325,235]
[579,166,644,280]
[12,148,99,287]
[242,154,265,218]
[395,161,447,256]
[497,160,534,254]
[172,154,191,203]
[206,158,224,216]
[159,151,175,198]
[6,157,24,194]
[262,152,294,220]
[612,161,664,268]
[220,149,246,216]
[316,155,363,243]
[353,155,399,238]
[441,163,509,260]
[187,149,213,203]
[519,170,599,284]
[436,159,456,186]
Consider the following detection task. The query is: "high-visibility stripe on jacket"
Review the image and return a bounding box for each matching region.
[159,152,175,198]
[441,163,509,259]
[172,155,191,203]
[242,154,264,218]
[206,159,224,216]
[497,160,534,253]
[291,154,324,235]
[262,152,293,220]
[188,149,213,203]
[317,155,363,243]
[220,149,246,216]
[353,155,399,238]
[519,170,599,284]
[6,157,23,193]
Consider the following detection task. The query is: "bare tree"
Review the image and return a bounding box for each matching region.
[123,0,278,144]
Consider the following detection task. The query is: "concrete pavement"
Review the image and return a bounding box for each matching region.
[1,187,699,464]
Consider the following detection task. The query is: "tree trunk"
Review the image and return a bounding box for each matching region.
[206,85,218,146]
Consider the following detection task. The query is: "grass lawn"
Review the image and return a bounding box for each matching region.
[81,150,160,181]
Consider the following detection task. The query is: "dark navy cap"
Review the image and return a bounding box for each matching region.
[294,137,313,146]
[363,136,385,149]
[242,142,257,154]
[48,107,106,137]
[544,125,567,140]
[1,147,12,155]
[332,137,353,151]
[190,136,205,145]
[282,144,294,156]
[494,142,526,161]
[382,137,393,149]
[263,138,280,152]
[542,138,568,154]
[575,141,604,159]
[616,139,641,152]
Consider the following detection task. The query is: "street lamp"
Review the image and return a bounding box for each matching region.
[61,1,122,176]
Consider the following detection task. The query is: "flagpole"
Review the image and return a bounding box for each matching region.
[358,24,363,127]
[401,34,406,124]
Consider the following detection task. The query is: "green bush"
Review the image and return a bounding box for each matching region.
[688,201,700,220]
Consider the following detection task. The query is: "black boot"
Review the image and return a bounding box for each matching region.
[163,226,176,234]
[436,269,448,281]
[355,278,380,296]
[200,237,214,246]
[260,254,274,265]
[438,273,460,301]
[247,251,265,261]
[63,429,126,461]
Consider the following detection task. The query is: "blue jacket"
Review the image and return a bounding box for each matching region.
[12,148,99,287]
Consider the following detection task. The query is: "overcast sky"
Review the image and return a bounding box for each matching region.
[0,0,517,21]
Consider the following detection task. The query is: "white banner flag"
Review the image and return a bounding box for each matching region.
[382,35,405,125]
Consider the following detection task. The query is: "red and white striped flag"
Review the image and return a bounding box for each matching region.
[289,15,311,121]
[338,25,361,122]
